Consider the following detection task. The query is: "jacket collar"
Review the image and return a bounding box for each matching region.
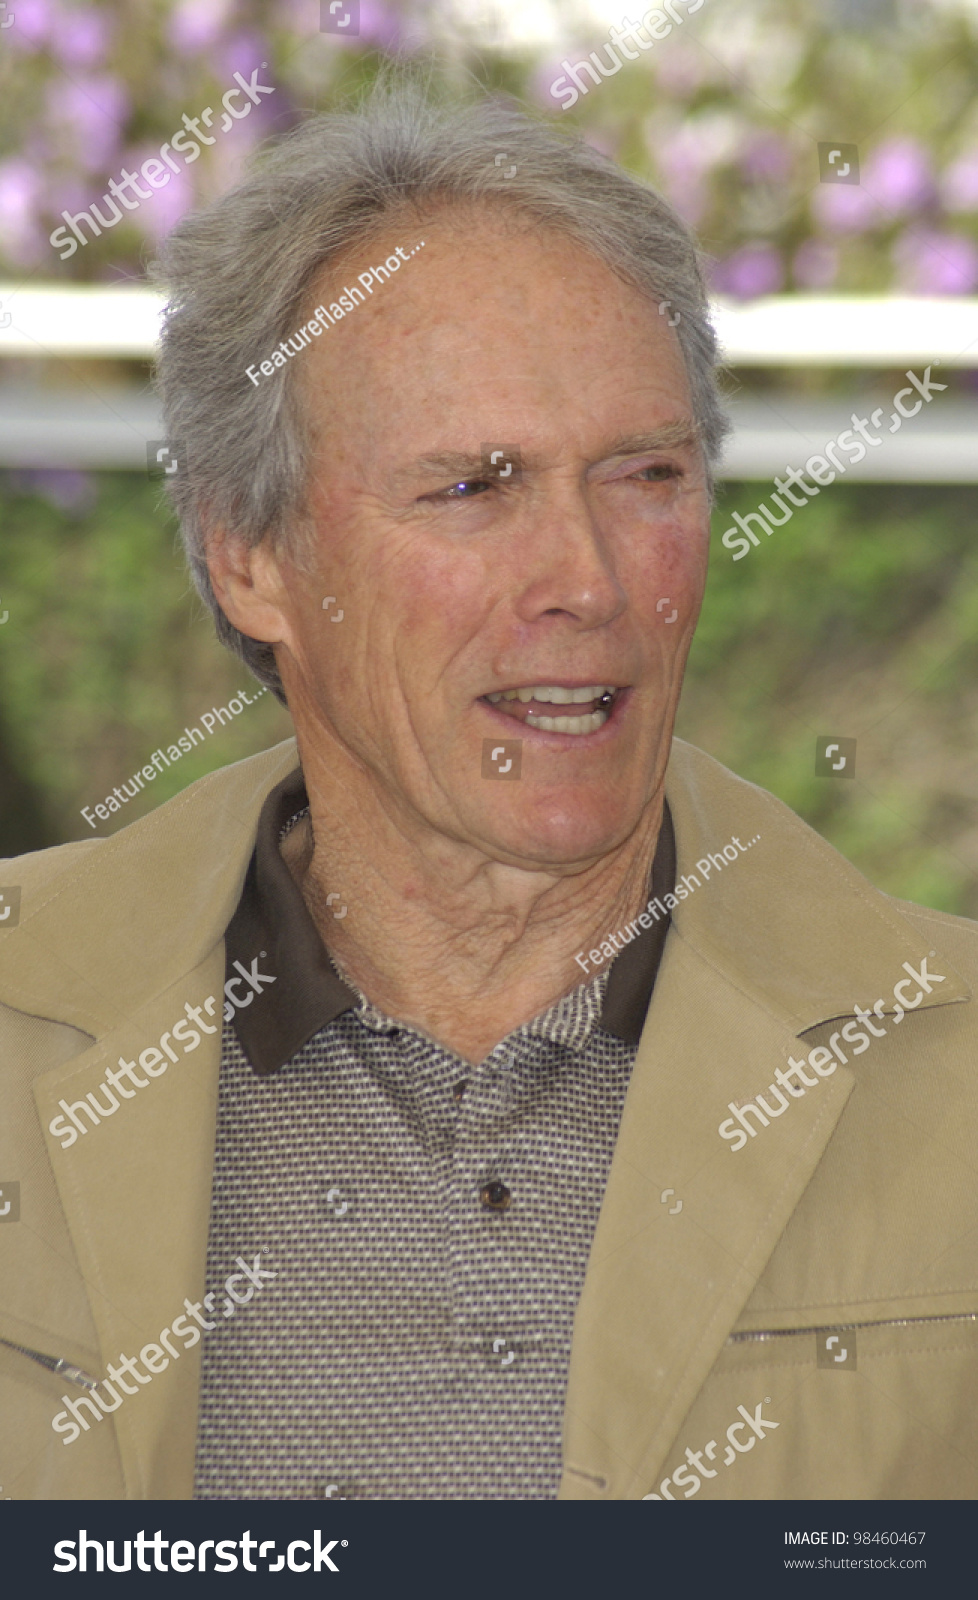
[660,739,969,1031]
[0,739,302,1036]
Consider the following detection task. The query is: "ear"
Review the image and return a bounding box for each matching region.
[205,527,298,651]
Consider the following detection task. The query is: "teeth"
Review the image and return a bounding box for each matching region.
[525,708,609,735]
[488,684,613,705]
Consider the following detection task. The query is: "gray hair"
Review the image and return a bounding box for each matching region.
[153,71,731,703]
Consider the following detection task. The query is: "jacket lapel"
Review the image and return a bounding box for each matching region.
[31,960,225,1498]
[6,738,301,1497]
[558,738,971,1499]
[558,930,855,1499]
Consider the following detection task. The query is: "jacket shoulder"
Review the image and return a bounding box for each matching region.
[0,739,299,1037]
[884,893,978,977]
[0,738,299,887]
[671,737,978,946]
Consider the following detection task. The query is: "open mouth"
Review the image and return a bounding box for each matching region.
[479,684,622,736]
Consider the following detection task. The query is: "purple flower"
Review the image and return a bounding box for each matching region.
[47,75,131,172]
[528,55,581,111]
[10,470,96,515]
[0,157,39,227]
[208,119,265,190]
[656,116,745,181]
[942,150,978,212]
[711,243,784,299]
[893,229,978,294]
[50,7,112,69]
[48,173,91,218]
[126,158,196,242]
[167,0,234,56]
[811,180,880,234]
[650,117,742,227]
[862,137,934,215]
[343,0,405,50]
[217,29,272,84]
[650,128,715,225]
[0,159,45,264]
[653,44,716,98]
[665,176,709,227]
[792,237,839,290]
[741,132,793,183]
[3,0,53,52]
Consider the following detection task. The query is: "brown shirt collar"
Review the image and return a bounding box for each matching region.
[224,767,676,1074]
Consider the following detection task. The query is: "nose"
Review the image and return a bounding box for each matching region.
[511,481,627,634]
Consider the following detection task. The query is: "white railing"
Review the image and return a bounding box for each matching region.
[2,286,978,365]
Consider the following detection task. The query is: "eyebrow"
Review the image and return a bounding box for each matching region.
[602,422,702,456]
[402,422,702,485]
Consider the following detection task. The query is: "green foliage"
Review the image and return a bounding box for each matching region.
[676,481,978,916]
[0,472,293,850]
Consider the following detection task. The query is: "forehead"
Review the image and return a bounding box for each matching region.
[294,203,692,447]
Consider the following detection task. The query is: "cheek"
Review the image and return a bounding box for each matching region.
[625,510,707,604]
[372,545,494,673]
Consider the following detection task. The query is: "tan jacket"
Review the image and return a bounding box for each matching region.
[1,737,976,1500]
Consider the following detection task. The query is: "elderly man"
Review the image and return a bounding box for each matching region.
[1,82,976,1504]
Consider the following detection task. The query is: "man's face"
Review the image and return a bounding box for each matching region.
[272,207,711,870]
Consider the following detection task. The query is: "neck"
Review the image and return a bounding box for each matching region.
[282,753,664,1065]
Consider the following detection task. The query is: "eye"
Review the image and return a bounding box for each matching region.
[423,478,494,501]
[633,462,682,482]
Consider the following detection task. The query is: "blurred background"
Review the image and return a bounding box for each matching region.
[0,0,976,915]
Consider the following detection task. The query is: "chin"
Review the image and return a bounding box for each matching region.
[479,798,639,867]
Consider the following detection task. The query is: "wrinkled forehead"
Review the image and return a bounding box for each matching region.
[291,203,694,465]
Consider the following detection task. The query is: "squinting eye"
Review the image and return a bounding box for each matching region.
[635,463,681,481]
[443,479,491,497]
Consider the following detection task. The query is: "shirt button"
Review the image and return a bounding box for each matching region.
[479,1179,512,1212]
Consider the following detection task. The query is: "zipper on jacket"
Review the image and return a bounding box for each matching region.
[0,1335,100,1390]
[727,1310,978,1344]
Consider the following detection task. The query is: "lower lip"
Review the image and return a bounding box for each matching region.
[478,688,631,744]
